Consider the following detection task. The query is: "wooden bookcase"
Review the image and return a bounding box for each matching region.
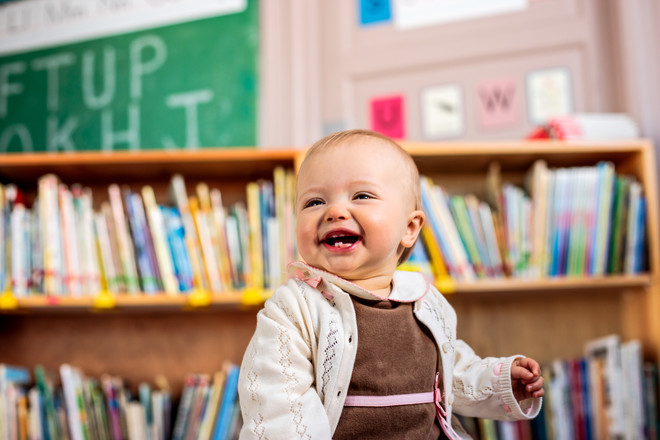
[0,140,658,398]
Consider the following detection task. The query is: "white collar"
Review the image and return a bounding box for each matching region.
[288,261,430,303]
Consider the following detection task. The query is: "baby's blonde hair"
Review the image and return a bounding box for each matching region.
[299,129,423,264]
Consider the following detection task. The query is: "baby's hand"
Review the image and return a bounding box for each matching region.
[511,357,544,401]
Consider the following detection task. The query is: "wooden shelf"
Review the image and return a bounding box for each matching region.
[1,273,650,314]
[445,274,652,295]
[1,291,267,313]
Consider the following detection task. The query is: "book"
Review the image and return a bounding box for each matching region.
[94,211,120,293]
[142,185,178,295]
[584,334,625,438]
[477,201,504,277]
[60,363,89,440]
[108,184,140,293]
[197,369,227,440]
[608,176,631,274]
[124,190,160,294]
[245,182,264,289]
[211,364,239,440]
[100,374,124,440]
[208,188,233,291]
[590,162,615,276]
[171,374,199,440]
[184,373,210,440]
[643,363,659,440]
[38,174,64,296]
[621,340,645,439]
[161,206,194,293]
[524,159,550,278]
[35,365,63,440]
[449,195,484,277]
[169,175,207,291]
[190,196,223,293]
[75,186,102,295]
[58,185,83,296]
[10,203,30,296]
[417,224,449,282]
[103,202,127,292]
[126,401,147,440]
[420,177,458,278]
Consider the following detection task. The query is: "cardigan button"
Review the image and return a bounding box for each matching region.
[442,342,451,353]
[337,390,342,398]
[348,335,353,344]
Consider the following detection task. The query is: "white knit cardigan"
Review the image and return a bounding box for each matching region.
[238,262,542,439]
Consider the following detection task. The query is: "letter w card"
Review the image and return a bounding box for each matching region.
[476,77,519,129]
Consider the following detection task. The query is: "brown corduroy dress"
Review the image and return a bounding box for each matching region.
[333,295,448,440]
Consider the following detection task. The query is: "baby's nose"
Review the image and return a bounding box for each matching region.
[325,203,350,222]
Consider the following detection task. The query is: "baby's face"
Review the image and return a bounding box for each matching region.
[295,138,420,284]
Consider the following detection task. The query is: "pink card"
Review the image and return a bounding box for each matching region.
[370,94,406,139]
[476,78,519,129]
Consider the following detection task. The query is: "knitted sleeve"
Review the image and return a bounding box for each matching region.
[237,280,332,439]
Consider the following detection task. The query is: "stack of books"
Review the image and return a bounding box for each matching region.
[0,167,297,299]
[0,362,241,440]
[418,160,647,282]
[456,335,654,440]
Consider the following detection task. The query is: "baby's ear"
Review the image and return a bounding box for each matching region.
[401,210,425,248]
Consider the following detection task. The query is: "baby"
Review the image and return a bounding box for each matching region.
[238,129,544,439]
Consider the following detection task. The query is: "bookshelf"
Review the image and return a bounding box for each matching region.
[0,140,658,399]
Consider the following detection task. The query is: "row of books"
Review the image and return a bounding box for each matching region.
[419,160,647,281]
[0,167,296,297]
[457,335,655,440]
[0,362,241,440]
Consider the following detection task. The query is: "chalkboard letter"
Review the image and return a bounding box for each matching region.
[48,115,78,151]
[164,89,213,149]
[31,52,76,112]
[130,35,166,100]
[102,103,140,151]
[82,47,117,110]
[0,124,33,152]
[0,61,26,118]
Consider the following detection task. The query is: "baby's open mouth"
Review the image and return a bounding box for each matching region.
[323,232,361,249]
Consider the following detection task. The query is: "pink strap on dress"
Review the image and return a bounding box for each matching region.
[343,392,434,407]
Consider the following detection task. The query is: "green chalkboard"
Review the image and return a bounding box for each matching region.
[0,0,258,152]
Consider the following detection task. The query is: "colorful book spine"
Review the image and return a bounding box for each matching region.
[102,202,125,292]
[108,184,140,293]
[162,207,194,293]
[39,174,64,296]
[59,185,83,296]
[246,182,264,289]
[124,191,159,294]
[591,162,615,276]
[73,186,102,295]
[10,204,30,296]
[190,196,223,293]
[210,364,240,440]
[208,188,234,291]
[94,211,119,294]
[169,175,206,291]
[142,186,178,295]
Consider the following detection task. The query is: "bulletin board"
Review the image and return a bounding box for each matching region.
[0,0,259,152]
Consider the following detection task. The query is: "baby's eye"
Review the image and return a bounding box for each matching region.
[353,192,373,200]
[303,199,324,208]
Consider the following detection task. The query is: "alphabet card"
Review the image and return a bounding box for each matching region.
[358,0,392,26]
[420,84,464,139]
[369,94,406,139]
[476,77,520,130]
[526,67,573,125]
